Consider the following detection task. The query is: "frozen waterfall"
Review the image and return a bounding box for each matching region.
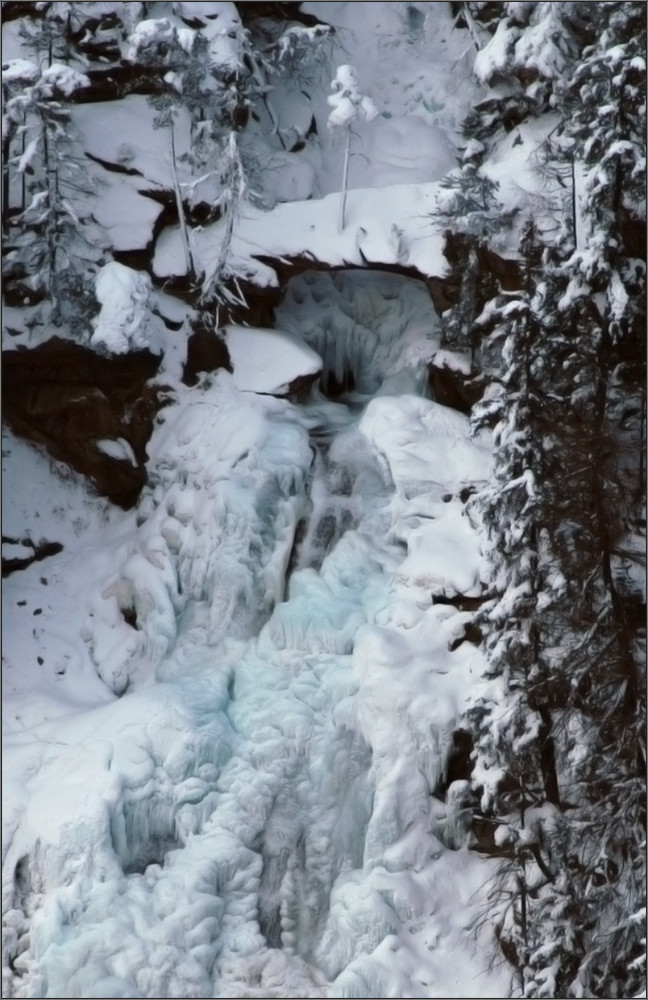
[3,272,510,999]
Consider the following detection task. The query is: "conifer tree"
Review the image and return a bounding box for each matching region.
[458,3,646,995]
[2,58,101,330]
[327,65,378,232]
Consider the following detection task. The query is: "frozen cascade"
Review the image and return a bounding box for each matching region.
[274,270,439,398]
[3,273,509,999]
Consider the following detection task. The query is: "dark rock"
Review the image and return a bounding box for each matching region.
[443,230,522,293]
[2,537,64,578]
[2,338,168,509]
[448,619,483,651]
[121,606,138,629]
[285,516,308,586]
[469,812,517,857]
[110,190,175,270]
[1,2,50,21]
[428,359,484,415]
[182,322,232,386]
[440,730,474,793]
[187,201,222,226]
[219,278,283,328]
[234,2,328,29]
[427,275,459,314]
[620,208,647,260]
[231,103,250,131]
[287,371,320,403]
[432,593,490,613]
[84,152,142,177]
[76,38,121,62]
[321,368,355,399]
[73,63,167,103]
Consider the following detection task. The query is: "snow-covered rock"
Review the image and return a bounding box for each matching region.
[91,262,154,354]
[224,324,322,395]
[153,183,449,287]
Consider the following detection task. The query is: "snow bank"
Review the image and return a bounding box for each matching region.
[357,114,456,188]
[90,179,163,253]
[2,427,132,735]
[71,96,192,189]
[224,324,322,395]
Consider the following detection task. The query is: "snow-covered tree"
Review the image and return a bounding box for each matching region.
[435,136,512,356]
[15,2,75,65]
[2,58,103,329]
[327,64,378,232]
[467,210,645,996]
[437,139,504,236]
[124,7,331,309]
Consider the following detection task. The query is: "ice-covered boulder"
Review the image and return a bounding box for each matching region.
[360,394,492,499]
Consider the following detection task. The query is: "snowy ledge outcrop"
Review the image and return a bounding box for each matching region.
[153,183,449,291]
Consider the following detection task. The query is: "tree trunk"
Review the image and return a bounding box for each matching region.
[458,2,484,52]
[638,377,645,503]
[571,156,577,250]
[339,128,351,233]
[538,705,560,806]
[2,137,10,235]
[262,94,286,149]
[169,124,194,278]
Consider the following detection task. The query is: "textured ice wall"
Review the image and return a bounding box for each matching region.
[275,270,438,396]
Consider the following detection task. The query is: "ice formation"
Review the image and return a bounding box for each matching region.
[3,272,510,998]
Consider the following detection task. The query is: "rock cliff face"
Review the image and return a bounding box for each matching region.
[2,255,470,511]
[3,339,166,508]
[2,0,468,509]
